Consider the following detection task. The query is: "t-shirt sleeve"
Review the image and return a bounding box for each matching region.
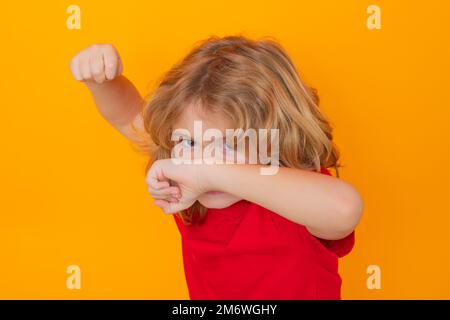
[313,166,356,258]
[173,213,185,236]
[314,230,355,258]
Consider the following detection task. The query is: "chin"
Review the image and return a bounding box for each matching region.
[197,192,242,209]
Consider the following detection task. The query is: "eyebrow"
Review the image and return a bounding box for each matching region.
[171,131,191,140]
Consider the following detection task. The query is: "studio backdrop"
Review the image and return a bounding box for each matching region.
[1,0,449,299]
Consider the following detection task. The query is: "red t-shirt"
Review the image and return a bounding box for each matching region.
[173,167,355,300]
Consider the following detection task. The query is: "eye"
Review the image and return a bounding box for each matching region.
[223,142,235,153]
[180,138,196,148]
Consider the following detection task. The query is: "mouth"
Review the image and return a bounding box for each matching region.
[205,190,225,195]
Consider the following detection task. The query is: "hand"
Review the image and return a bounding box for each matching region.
[146,159,211,215]
[70,44,123,83]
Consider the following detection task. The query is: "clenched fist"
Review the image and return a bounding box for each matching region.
[70,44,123,83]
[146,159,212,215]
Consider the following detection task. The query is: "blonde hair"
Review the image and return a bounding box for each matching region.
[134,34,342,225]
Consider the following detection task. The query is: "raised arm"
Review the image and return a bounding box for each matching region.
[70,44,145,141]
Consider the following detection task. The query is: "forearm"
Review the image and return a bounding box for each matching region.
[85,75,145,138]
[205,164,363,240]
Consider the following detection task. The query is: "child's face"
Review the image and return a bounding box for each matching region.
[171,102,248,209]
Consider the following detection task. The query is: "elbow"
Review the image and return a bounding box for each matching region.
[336,186,364,237]
[312,185,364,241]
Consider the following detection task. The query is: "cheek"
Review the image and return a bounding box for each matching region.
[221,149,248,164]
[234,140,259,164]
[173,144,202,161]
[236,151,247,164]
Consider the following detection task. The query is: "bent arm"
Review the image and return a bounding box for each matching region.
[204,164,364,240]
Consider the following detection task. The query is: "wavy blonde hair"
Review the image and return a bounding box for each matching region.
[133,34,342,225]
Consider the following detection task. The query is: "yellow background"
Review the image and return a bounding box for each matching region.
[1,0,449,299]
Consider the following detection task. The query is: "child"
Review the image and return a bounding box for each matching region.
[70,35,363,299]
